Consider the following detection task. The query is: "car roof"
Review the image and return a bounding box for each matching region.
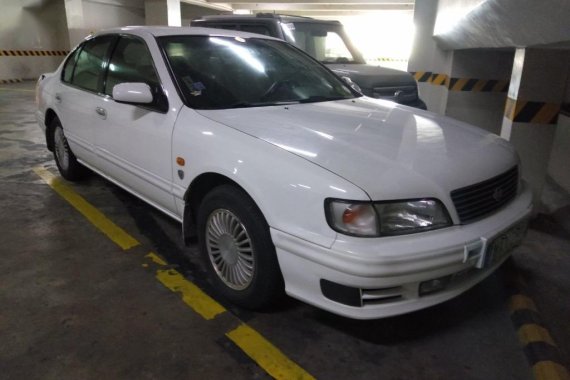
[195,14,341,25]
[92,26,284,40]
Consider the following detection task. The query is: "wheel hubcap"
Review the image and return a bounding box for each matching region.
[54,128,69,170]
[206,209,254,290]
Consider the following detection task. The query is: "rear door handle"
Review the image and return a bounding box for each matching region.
[95,107,107,119]
[55,93,62,103]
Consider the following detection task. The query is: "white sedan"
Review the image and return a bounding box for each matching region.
[36,26,532,319]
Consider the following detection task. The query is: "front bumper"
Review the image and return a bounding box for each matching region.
[271,184,533,319]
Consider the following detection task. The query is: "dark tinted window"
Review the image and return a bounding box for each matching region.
[62,48,80,83]
[239,24,271,36]
[71,36,114,92]
[105,37,160,96]
[160,36,356,110]
[210,24,237,30]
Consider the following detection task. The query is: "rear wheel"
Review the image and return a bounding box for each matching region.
[52,118,87,181]
[197,185,284,309]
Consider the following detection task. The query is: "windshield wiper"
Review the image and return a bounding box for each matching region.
[225,100,299,109]
[298,96,349,104]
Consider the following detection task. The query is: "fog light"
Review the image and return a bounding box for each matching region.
[419,275,451,296]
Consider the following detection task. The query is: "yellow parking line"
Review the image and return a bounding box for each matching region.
[226,324,316,380]
[146,252,168,266]
[34,165,314,378]
[532,361,570,380]
[33,166,140,250]
[155,267,226,320]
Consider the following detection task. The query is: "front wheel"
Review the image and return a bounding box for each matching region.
[52,118,87,181]
[197,185,284,309]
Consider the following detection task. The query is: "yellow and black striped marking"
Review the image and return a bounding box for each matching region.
[430,73,449,86]
[0,49,68,56]
[377,57,408,63]
[0,79,23,84]
[33,165,315,380]
[410,71,509,92]
[503,261,570,380]
[448,77,509,92]
[508,295,570,380]
[505,97,561,124]
[411,71,433,83]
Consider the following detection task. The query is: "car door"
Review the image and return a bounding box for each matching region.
[93,35,178,216]
[56,35,115,165]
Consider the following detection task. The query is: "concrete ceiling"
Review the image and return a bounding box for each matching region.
[181,0,414,16]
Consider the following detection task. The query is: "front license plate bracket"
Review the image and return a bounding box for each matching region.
[479,219,529,269]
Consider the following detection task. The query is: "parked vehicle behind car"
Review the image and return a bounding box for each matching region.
[36,26,532,319]
[191,14,427,109]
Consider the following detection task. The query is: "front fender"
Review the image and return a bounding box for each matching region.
[172,107,369,248]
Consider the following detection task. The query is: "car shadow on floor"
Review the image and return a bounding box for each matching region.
[99,177,513,345]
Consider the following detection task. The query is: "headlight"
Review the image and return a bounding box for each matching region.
[325,198,451,237]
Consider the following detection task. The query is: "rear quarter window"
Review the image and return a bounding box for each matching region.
[62,48,80,83]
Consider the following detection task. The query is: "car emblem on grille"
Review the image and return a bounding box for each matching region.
[493,187,504,201]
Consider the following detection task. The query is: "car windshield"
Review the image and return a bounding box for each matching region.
[280,22,366,64]
[158,35,358,110]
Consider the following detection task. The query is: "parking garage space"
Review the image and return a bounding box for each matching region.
[2,1,570,379]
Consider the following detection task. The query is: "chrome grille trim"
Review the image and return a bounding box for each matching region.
[451,166,518,224]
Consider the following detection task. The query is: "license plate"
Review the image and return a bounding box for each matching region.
[484,219,529,268]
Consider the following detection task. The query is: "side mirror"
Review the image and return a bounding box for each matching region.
[341,76,362,94]
[112,82,153,104]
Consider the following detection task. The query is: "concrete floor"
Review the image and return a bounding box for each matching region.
[1,81,568,379]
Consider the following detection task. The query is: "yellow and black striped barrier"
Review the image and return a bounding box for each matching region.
[448,77,509,92]
[0,79,23,84]
[0,50,68,57]
[411,71,433,83]
[505,97,561,125]
[509,294,570,380]
[410,71,509,93]
[376,57,409,63]
[503,261,570,380]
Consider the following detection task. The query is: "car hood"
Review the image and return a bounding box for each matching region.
[196,98,518,201]
[326,64,417,89]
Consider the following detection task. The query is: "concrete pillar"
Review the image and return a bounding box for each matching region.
[145,0,181,26]
[446,49,514,135]
[500,48,570,205]
[64,0,88,47]
[408,0,452,114]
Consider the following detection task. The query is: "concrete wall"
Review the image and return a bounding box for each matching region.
[408,0,451,114]
[548,77,570,193]
[0,0,69,80]
[434,0,570,49]
[181,3,228,25]
[83,0,144,33]
[548,113,570,193]
[446,49,514,134]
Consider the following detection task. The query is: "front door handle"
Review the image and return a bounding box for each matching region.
[95,107,107,119]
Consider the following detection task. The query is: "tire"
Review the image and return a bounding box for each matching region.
[51,118,87,181]
[197,185,284,310]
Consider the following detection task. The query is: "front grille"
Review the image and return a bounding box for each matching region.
[451,166,518,224]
